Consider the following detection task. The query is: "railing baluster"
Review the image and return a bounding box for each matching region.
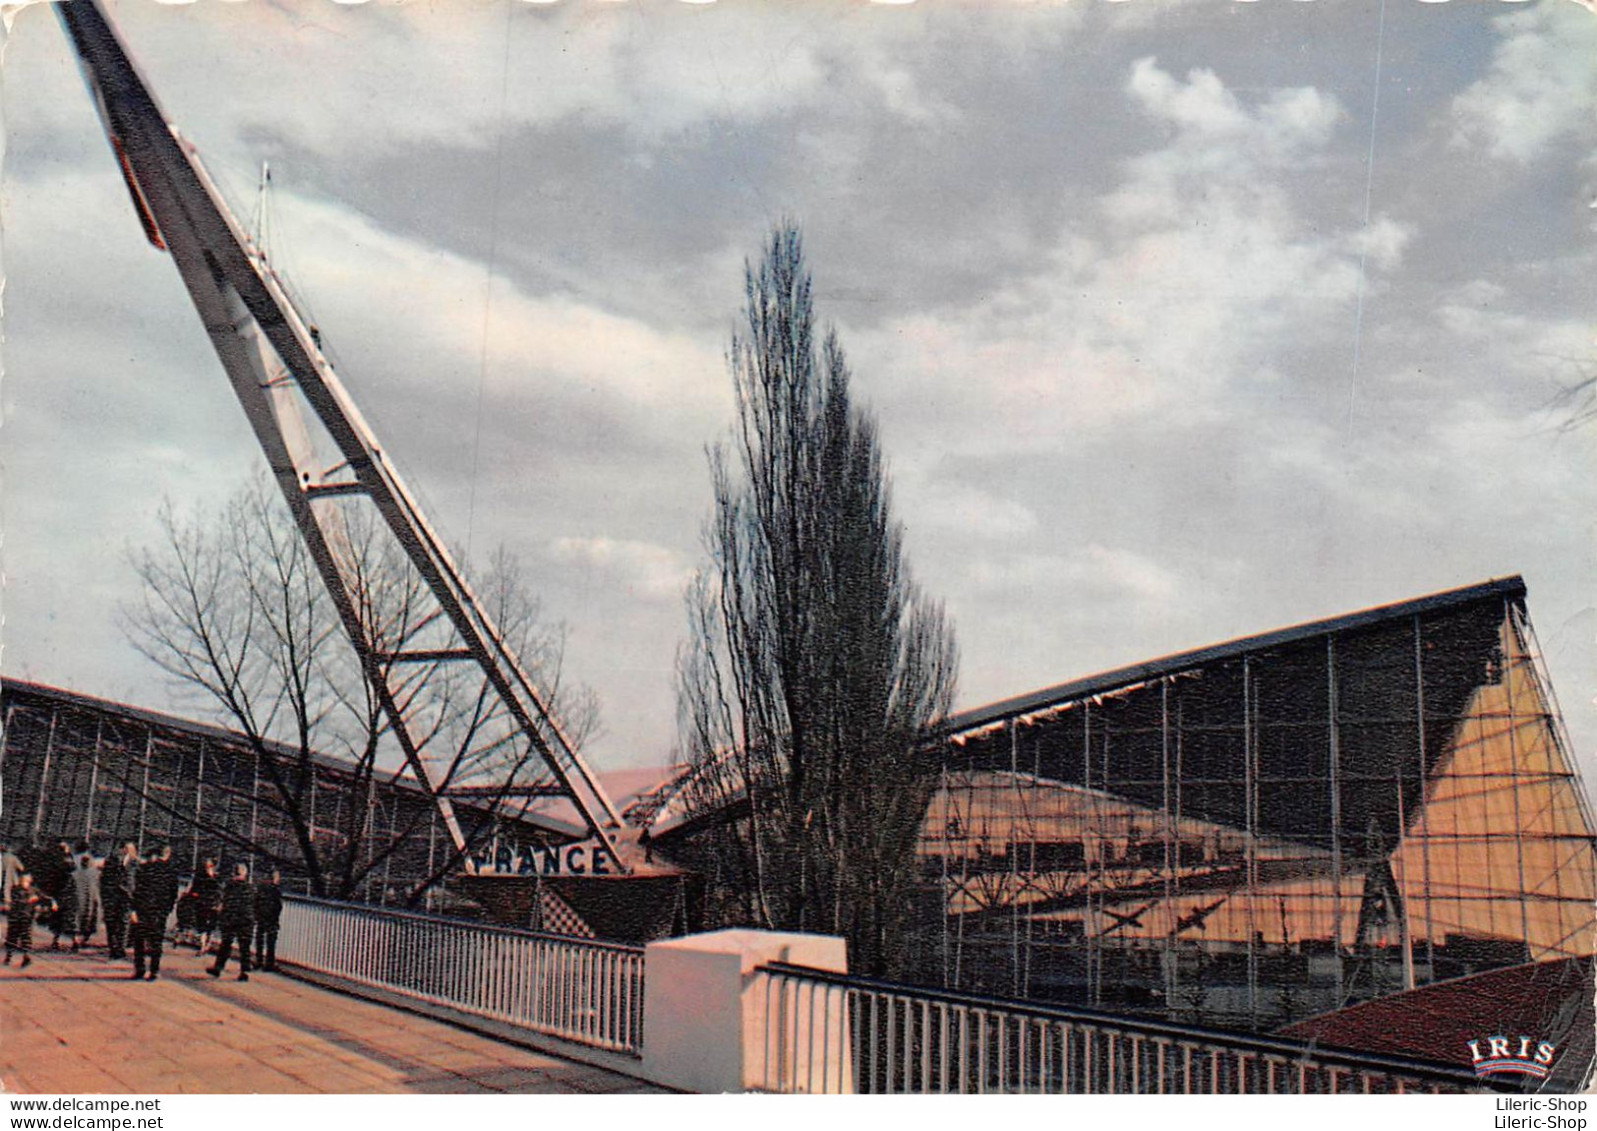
[996,1012,1008,1095]
[976,1009,987,1095]
[902,992,915,1093]
[956,1007,968,1095]
[937,1003,950,1094]
[762,972,775,1092]
[1016,1014,1028,1093]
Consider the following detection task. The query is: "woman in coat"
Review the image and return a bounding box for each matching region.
[187,858,221,955]
[70,850,102,951]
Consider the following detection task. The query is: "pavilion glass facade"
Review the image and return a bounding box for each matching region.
[912,579,1597,1033]
[0,681,559,907]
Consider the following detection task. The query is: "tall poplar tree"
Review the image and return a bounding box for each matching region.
[677,224,958,975]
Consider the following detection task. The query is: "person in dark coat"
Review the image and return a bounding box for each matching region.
[43,842,74,950]
[187,858,221,955]
[130,845,179,981]
[4,872,50,968]
[253,869,283,973]
[102,842,138,960]
[208,863,254,982]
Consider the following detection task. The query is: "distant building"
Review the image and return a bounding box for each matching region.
[0,680,603,909]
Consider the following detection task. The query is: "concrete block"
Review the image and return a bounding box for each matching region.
[641,928,849,1093]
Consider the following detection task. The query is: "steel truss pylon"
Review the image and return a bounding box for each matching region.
[58,0,629,871]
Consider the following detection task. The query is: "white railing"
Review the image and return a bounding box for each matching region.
[278,896,645,1055]
[755,963,1488,1095]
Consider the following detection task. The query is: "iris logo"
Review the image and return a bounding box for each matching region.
[1469,1035,1556,1080]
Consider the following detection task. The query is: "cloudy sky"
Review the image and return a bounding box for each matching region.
[3,0,1595,784]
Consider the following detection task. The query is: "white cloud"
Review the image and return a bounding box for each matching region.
[857,59,1367,451]
[1434,277,1595,383]
[1081,543,1181,605]
[964,539,1181,610]
[903,482,1038,541]
[264,189,730,422]
[75,0,1016,172]
[1111,62,1342,228]
[1451,3,1597,165]
[1127,58,1252,140]
[1345,215,1413,273]
[1125,58,1341,176]
[550,536,690,600]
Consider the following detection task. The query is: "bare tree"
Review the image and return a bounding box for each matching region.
[676,224,959,976]
[123,474,596,902]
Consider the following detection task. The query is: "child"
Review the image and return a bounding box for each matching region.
[5,872,52,969]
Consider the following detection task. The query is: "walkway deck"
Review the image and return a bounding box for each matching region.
[0,946,666,1094]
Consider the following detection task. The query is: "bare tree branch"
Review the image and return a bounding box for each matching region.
[121,474,597,902]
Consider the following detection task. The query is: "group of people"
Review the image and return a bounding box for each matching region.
[1,841,104,958]
[2,839,283,982]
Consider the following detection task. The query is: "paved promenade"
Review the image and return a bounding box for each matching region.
[0,947,665,1094]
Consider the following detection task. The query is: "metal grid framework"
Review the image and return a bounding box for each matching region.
[912,580,1597,1033]
[0,681,563,906]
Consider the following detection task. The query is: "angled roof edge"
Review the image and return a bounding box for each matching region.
[1,677,338,769]
[943,575,1527,738]
[0,676,674,841]
[0,678,545,835]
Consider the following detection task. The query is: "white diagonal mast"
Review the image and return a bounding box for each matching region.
[59,0,629,871]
